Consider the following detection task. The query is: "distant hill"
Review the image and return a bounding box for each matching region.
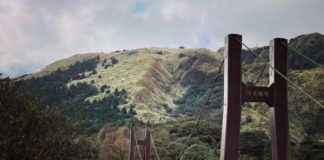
[242,32,324,69]
[18,33,324,159]
[21,48,223,124]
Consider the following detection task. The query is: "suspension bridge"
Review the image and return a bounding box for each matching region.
[126,34,324,160]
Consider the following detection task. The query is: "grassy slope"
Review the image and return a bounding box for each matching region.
[21,33,324,158]
[22,47,221,122]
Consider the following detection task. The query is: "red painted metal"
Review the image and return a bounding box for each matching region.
[128,125,151,160]
[220,34,243,160]
[220,35,288,160]
[242,83,274,106]
[269,38,288,160]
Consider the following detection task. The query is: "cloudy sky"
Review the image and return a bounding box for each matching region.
[1,0,324,77]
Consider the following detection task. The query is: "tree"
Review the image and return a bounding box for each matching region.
[182,143,217,160]
[0,75,96,160]
[114,88,120,96]
[111,57,119,65]
[128,104,137,115]
[98,126,130,160]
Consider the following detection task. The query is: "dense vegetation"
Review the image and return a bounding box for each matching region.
[0,74,97,159]
[22,58,135,135]
[1,33,323,159]
[242,33,324,70]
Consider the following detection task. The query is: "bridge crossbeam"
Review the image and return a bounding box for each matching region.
[242,83,274,106]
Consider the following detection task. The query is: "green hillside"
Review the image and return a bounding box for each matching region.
[9,33,324,159]
[22,47,223,123]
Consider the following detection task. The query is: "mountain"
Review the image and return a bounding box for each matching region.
[18,33,324,159]
[21,48,223,122]
[242,32,324,69]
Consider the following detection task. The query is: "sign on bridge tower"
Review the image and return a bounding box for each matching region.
[220,34,288,160]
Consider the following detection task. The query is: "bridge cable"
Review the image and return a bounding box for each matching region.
[148,127,161,160]
[176,58,224,160]
[254,57,268,85]
[133,126,143,160]
[282,42,324,68]
[236,38,324,110]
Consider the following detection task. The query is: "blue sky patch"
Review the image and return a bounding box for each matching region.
[132,1,149,14]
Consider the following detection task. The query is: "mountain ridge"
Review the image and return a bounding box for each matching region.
[21,47,222,123]
[15,32,324,159]
[20,33,324,123]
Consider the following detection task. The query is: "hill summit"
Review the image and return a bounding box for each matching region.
[16,33,324,159]
[21,33,324,123]
[22,47,224,123]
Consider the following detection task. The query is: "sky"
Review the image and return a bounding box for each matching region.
[1,0,324,77]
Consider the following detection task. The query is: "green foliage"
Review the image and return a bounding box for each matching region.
[100,85,109,92]
[12,33,324,159]
[62,87,132,134]
[175,70,223,114]
[156,51,163,55]
[182,143,217,160]
[242,33,324,70]
[288,33,324,69]
[297,136,324,160]
[71,73,86,80]
[21,59,134,135]
[244,115,253,124]
[179,53,186,58]
[239,130,269,159]
[128,104,137,115]
[111,57,119,65]
[152,113,222,160]
[0,75,97,159]
[162,103,172,113]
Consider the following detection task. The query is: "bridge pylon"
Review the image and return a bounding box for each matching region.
[220,34,288,160]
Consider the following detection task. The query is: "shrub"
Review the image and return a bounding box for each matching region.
[98,126,130,160]
[182,143,216,160]
[245,115,253,123]
[157,51,163,55]
[129,50,138,55]
[162,103,172,113]
[128,104,137,115]
[104,65,110,69]
[111,57,119,65]
[179,53,186,58]
[100,85,108,92]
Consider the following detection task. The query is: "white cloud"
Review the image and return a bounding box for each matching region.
[0,0,323,77]
[160,1,192,21]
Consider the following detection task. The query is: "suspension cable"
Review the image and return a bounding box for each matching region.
[133,127,143,160]
[148,127,161,160]
[283,42,323,68]
[254,59,268,85]
[237,38,324,110]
